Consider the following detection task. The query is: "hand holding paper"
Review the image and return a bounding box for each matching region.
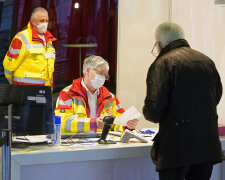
[113,106,141,126]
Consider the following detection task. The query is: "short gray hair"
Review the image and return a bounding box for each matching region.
[83,55,109,75]
[31,7,48,20]
[155,22,185,47]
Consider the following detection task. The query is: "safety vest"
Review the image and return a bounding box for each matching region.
[3,22,56,87]
[55,78,125,134]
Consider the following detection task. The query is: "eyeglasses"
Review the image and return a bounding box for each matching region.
[151,42,161,57]
[151,41,171,57]
[94,69,110,80]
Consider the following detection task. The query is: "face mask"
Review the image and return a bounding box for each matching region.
[37,23,48,34]
[90,74,105,89]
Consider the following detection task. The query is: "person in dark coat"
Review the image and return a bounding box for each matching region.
[143,22,224,180]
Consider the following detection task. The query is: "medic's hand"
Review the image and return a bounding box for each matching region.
[96,118,104,129]
[127,119,139,130]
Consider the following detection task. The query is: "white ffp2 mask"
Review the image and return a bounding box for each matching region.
[90,74,105,89]
[37,23,48,34]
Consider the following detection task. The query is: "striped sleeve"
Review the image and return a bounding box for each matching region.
[7,38,22,59]
[55,91,72,110]
[108,95,125,132]
[3,37,23,83]
[55,90,97,133]
[114,96,125,113]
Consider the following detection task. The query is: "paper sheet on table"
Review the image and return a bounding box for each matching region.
[113,106,141,126]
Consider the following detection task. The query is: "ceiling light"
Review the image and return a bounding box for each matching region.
[74,2,79,9]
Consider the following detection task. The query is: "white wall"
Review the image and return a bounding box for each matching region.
[117,0,169,128]
[117,0,225,128]
[171,0,225,124]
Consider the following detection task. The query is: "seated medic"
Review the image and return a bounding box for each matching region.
[55,55,138,133]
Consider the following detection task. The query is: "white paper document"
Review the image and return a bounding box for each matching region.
[113,106,141,126]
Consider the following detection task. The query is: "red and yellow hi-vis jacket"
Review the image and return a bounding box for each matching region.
[3,22,56,87]
[55,78,125,134]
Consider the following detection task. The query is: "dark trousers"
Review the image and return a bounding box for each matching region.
[158,162,213,180]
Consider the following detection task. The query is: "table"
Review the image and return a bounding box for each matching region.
[11,139,157,180]
[11,137,225,180]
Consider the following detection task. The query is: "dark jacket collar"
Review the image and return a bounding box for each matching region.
[157,39,190,59]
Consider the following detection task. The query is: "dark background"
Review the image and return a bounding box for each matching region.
[0,0,118,94]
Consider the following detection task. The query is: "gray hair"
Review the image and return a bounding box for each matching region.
[31,7,48,20]
[83,55,109,75]
[155,22,185,47]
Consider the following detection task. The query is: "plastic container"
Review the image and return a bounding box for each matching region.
[51,116,61,145]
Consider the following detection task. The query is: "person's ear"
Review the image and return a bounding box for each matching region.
[156,42,163,54]
[30,19,35,26]
[86,68,90,77]
[159,43,163,51]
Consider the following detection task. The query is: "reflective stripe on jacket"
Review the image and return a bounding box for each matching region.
[55,78,125,134]
[3,22,56,87]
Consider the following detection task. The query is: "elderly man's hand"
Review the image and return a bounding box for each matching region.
[96,118,104,129]
[127,119,139,129]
